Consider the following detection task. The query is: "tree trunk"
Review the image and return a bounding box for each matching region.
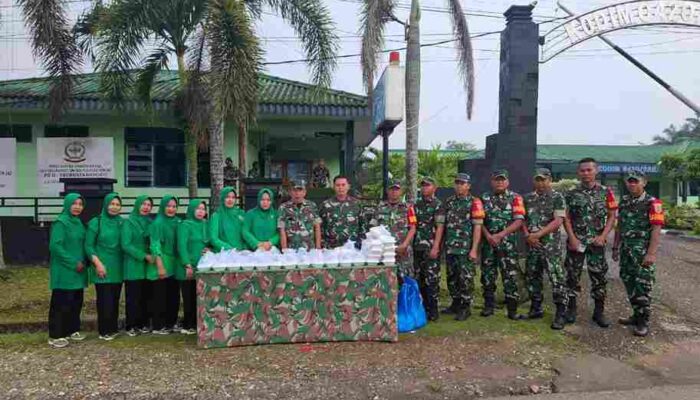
[238,123,247,207]
[177,51,198,198]
[405,0,421,203]
[209,118,225,211]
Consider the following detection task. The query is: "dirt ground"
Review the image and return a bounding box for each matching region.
[1,235,699,399]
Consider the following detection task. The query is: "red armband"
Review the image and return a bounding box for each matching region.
[649,199,665,226]
[471,198,485,220]
[512,195,525,216]
[606,188,618,210]
[407,205,417,226]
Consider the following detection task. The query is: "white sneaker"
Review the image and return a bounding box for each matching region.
[152,329,170,335]
[69,332,86,342]
[139,327,152,334]
[108,332,119,340]
[180,328,196,335]
[48,338,69,348]
[98,334,115,341]
[126,329,138,337]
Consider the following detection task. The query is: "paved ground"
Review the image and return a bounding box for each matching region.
[490,385,700,400]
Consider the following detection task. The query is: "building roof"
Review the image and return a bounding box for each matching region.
[0,71,369,118]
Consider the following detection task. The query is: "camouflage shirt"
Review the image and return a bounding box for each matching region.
[524,190,567,246]
[618,191,664,244]
[311,166,330,188]
[370,201,417,245]
[481,190,525,244]
[565,183,618,244]
[277,199,322,250]
[443,194,485,255]
[319,196,362,249]
[413,195,445,250]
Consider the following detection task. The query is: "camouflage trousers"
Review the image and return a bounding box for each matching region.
[397,246,415,279]
[620,240,655,320]
[481,242,520,302]
[446,253,476,307]
[526,247,567,306]
[414,249,441,312]
[564,244,608,301]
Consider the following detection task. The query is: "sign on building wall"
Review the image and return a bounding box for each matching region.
[598,163,659,174]
[0,138,17,197]
[37,137,114,196]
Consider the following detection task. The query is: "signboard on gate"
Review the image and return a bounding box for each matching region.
[0,138,16,196]
[372,52,405,133]
[37,137,114,196]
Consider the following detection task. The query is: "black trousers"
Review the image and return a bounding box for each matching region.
[125,280,149,330]
[166,277,180,329]
[48,289,84,339]
[150,279,168,331]
[180,280,197,330]
[95,283,122,336]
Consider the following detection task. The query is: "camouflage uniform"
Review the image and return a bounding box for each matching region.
[319,196,362,249]
[481,190,526,303]
[443,194,485,309]
[618,190,664,324]
[277,200,322,250]
[413,194,445,315]
[370,201,417,278]
[524,189,568,306]
[311,165,330,188]
[564,183,617,301]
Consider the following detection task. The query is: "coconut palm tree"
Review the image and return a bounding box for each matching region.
[653,115,700,145]
[72,0,337,205]
[360,0,475,202]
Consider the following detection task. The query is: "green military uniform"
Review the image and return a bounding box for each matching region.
[481,184,525,306]
[121,195,152,281]
[617,171,664,332]
[149,195,181,280]
[442,173,485,317]
[523,170,568,311]
[49,193,87,290]
[319,195,362,249]
[177,199,210,276]
[278,182,322,250]
[564,183,617,302]
[413,176,445,318]
[85,193,124,285]
[243,188,280,250]
[209,187,246,251]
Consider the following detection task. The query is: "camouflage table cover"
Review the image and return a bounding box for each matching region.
[196,265,398,348]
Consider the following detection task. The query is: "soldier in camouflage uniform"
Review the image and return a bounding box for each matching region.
[612,170,664,337]
[413,176,445,321]
[481,169,526,320]
[522,168,568,330]
[370,180,417,279]
[442,173,485,321]
[563,158,618,327]
[320,175,362,249]
[278,179,322,251]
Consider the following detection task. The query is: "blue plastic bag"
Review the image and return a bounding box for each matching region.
[397,276,427,333]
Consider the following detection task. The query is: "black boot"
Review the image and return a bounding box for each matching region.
[618,315,637,326]
[480,294,495,317]
[528,298,544,319]
[441,301,458,315]
[551,303,566,330]
[506,299,525,320]
[455,304,471,321]
[633,313,650,337]
[565,297,577,324]
[592,299,611,328]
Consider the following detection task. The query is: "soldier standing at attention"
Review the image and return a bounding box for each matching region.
[370,180,417,279]
[413,176,445,321]
[319,176,362,249]
[612,170,664,337]
[278,179,322,251]
[522,168,568,330]
[442,173,485,321]
[481,169,526,320]
[563,158,618,327]
[311,159,331,189]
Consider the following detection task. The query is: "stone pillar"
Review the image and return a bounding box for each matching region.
[459,5,539,195]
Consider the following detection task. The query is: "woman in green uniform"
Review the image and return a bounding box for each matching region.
[177,199,210,334]
[121,195,154,336]
[210,187,245,251]
[85,193,124,341]
[149,195,181,334]
[48,193,87,348]
[243,188,280,250]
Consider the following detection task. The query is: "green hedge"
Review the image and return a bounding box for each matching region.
[665,204,700,232]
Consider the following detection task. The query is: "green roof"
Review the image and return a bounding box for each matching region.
[0,70,368,118]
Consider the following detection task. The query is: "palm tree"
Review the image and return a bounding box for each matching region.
[360,0,475,202]
[74,0,337,205]
[653,115,700,145]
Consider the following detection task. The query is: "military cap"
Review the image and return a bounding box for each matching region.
[388,179,402,189]
[291,179,308,189]
[454,173,471,183]
[534,167,552,179]
[420,176,437,185]
[625,169,646,181]
[491,168,509,179]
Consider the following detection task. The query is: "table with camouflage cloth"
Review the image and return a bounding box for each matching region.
[196,265,398,348]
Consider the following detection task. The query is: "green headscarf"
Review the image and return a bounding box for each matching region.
[243,188,280,249]
[184,198,208,239]
[151,195,180,257]
[127,195,153,232]
[56,192,85,227]
[49,192,87,290]
[94,192,122,250]
[177,199,210,273]
[122,194,153,281]
[210,187,245,251]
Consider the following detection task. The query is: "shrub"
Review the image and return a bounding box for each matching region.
[552,179,578,193]
[665,204,700,230]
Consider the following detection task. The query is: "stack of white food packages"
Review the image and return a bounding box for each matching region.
[361,225,397,266]
[197,241,367,271]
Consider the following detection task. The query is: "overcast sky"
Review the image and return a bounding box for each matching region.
[1,0,698,149]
